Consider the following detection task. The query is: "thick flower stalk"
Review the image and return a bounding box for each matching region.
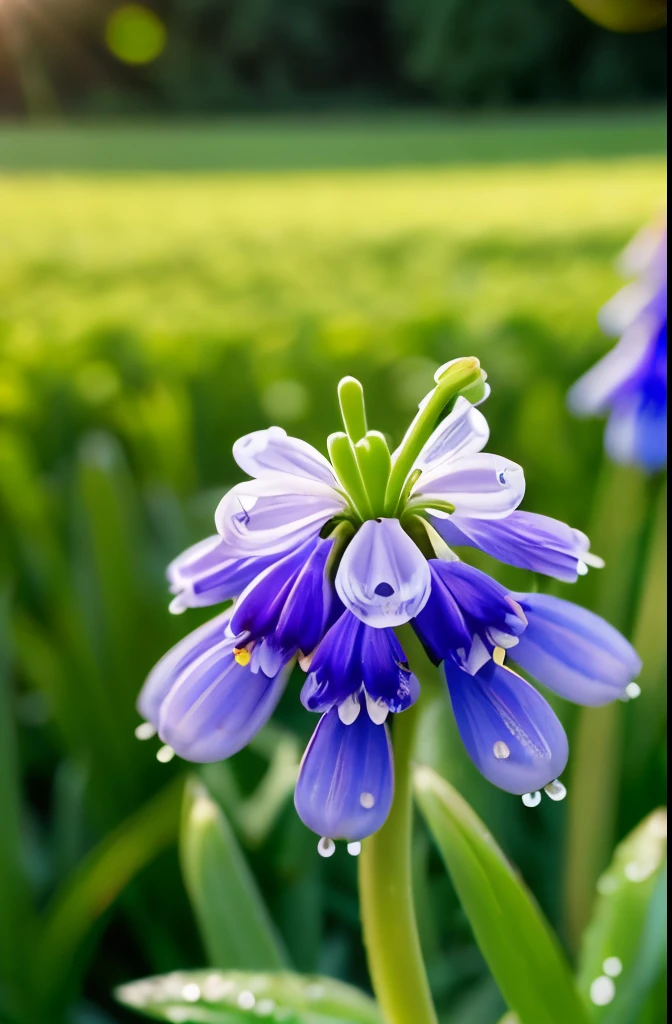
[137,356,641,848]
[568,217,667,472]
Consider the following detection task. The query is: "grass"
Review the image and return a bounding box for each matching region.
[0,108,666,172]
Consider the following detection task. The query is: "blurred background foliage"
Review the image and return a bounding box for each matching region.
[0,0,667,117]
[0,2,667,1023]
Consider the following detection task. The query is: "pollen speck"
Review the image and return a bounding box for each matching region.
[493,646,506,666]
[493,741,510,759]
[233,647,251,666]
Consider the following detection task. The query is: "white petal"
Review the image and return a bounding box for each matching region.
[216,474,346,555]
[365,691,389,725]
[233,426,337,486]
[412,396,490,472]
[335,518,432,628]
[411,453,525,520]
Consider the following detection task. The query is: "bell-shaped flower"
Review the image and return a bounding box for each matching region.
[137,612,292,762]
[230,534,336,657]
[294,696,394,841]
[508,592,642,706]
[301,609,419,719]
[413,559,527,669]
[568,219,667,472]
[445,658,569,795]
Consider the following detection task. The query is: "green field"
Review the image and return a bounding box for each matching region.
[0,114,667,1024]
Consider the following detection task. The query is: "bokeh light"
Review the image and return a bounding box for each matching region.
[105,4,166,66]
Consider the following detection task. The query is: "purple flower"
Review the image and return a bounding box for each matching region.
[568,219,667,472]
[137,359,640,846]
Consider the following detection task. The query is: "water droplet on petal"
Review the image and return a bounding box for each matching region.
[493,741,510,759]
[544,779,567,801]
[317,837,336,858]
[347,841,362,857]
[603,957,623,978]
[625,682,641,700]
[360,791,375,809]
[156,745,175,763]
[169,594,188,615]
[181,984,200,1003]
[590,976,616,1006]
[522,791,542,808]
[237,990,256,1010]
[135,722,157,740]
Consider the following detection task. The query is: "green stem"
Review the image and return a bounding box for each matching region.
[359,631,439,1024]
[383,357,482,516]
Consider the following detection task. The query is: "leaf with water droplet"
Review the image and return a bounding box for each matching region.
[115,969,382,1023]
[578,808,667,1023]
[414,764,589,1024]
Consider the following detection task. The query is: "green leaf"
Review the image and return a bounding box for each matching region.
[116,970,381,1023]
[34,777,183,1010]
[180,777,287,971]
[578,808,667,1023]
[414,765,588,1024]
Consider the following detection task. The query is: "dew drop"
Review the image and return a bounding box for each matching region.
[544,779,567,802]
[169,594,188,615]
[135,722,157,740]
[603,956,623,978]
[317,837,336,858]
[238,990,256,1010]
[360,792,375,809]
[181,983,201,1003]
[625,682,641,700]
[156,745,175,763]
[590,976,616,1006]
[347,841,362,857]
[522,791,541,808]
[493,740,510,759]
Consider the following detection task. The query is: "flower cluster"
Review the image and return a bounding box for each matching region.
[137,359,641,852]
[569,217,667,472]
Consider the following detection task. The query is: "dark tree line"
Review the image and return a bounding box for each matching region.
[0,0,666,116]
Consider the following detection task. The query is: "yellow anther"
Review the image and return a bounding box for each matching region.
[233,647,251,666]
[493,646,506,667]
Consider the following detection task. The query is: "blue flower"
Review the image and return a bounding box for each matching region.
[137,362,641,846]
[568,219,667,472]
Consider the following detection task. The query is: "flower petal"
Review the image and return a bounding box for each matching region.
[445,659,568,794]
[167,535,281,610]
[430,511,602,583]
[233,426,337,486]
[335,518,431,627]
[137,610,231,725]
[215,474,346,556]
[568,325,655,416]
[510,593,642,706]
[157,637,291,762]
[411,396,490,472]
[411,453,525,520]
[294,702,394,840]
[360,627,419,713]
[229,536,316,642]
[300,610,363,712]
